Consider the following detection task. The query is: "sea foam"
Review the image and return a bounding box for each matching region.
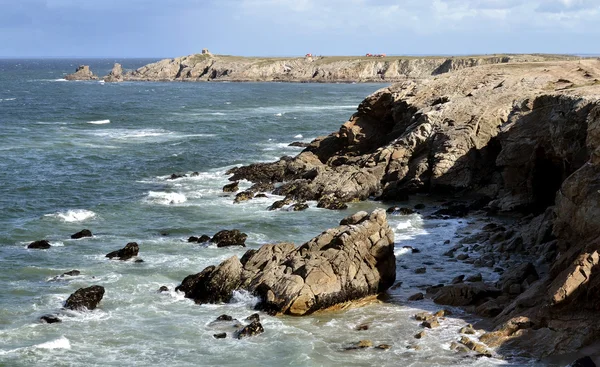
[145,191,187,205]
[44,209,97,222]
[35,336,71,350]
[87,119,110,125]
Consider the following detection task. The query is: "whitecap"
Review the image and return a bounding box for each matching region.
[35,336,71,350]
[44,209,97,222]
[145,191,187,205]
[294,134,303,138]
[0,97,16,102]
[87,119,110,125]
[275,113,283,117]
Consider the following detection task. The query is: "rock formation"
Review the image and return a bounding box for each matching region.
[71,229,92,239]
[65,65,98,81]
[122,54,574,83]
[176,209,395,315]
[106,242,139,260]
[103,63,123,82]
[225,59,600,358]
[27,240,51,249]
[64,285,105,310]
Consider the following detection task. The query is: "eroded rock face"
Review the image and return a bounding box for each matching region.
[64,285,105,310]
[104,63,123,82]
[176,209,395,315]
[65,65,98,81]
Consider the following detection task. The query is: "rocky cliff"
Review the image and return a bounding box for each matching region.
[227,59,600,358]
[121,54,574,83]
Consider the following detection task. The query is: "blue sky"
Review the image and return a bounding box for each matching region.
[0,0,598,57]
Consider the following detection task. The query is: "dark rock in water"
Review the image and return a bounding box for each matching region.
[213,333,227,339]
[245,313,260,323]
[234,190,254,203]
[456,254,469,261]
[452,275,465,284]
[376,344,391,350]
[386,206,415,215]
[466,273,483,282]
[40,315,62,324]
[408,292,424,301]
[223,181,239,193]
[62,270,81,277]
[570,356,596,367]
[135,259,144,263]
[414,204,426,210]
[421,319,440,328]
[188,236,199,243]
[168,173,186,180]
[345,340,373,350]
[290,202,309,211]
[237,321,264,339]
[190,172,200,177]
[64,285,105,310]
[415,267,427,274]
[158,286,169,293]
[199,235,211,243]
[255,193,268,198]
[71,229,92,239]
[356,323,369,331]
[433,283,501,306]
[402,246,421,253]
[106,242,139,260]
[177,209,395,316]
[211,230,247,248]
[216,314,233,321]
[317,195,348,210]
[28,240,51,249]
[289,141,310,148]
[268,197,293,211]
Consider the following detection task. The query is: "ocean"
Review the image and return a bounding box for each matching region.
[0,59,548,366]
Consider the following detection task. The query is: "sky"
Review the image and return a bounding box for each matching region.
[0,0,598,57]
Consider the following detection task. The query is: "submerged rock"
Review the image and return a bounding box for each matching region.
[176,209,395,316]
[27,240,51,249]
[40,315,62,324]
[71,229,92,239]
[64,285,105,310]
[106,242,139,260]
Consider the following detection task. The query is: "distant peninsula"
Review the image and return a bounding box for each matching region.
[66,50,578,83]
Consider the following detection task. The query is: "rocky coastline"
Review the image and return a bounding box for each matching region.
[218,58,600,360]
[65,53,577,83]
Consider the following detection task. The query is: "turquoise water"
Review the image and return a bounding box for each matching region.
[0,59,547,366]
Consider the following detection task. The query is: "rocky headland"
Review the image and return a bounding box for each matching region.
[66,53,576,83]
[222,58,600,359]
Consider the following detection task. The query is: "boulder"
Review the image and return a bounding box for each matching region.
[28,240,51,249]
[236,321,264,338]
[65,65,98,81]
[104,63,124,82]
[106,242,139,260]
[268,197,293,211]
[158,286,169,293]
[40,315,62,324]
[290,203,309,211]
[216,314,233,321]
[176,209,395,316]
[234,190,254,203]
[408,292,424,301]
[213,333,227,339]
[62,270,80,277]
[422,319,440,328]
[64,285,105,310]
[210,230,247,248]
[71,229,92,239]
[433,283,501,306]
[317,195,348,210]
[245,313,260,323]
[223,181,239,192]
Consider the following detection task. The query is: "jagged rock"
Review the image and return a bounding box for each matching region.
[433,283,501,306]
[290,203,309,211]
[64,285,105,310]
[317,195,348,210]
[210,230,247,248]
[236,321,264,338]
[71,229,92,239]
[245,313,260,323]
[28,240,51,249]
[234,190,254,203]
[104,63,123,82]
[65,65,98,81]
[249,182,275,193]
[40,315,61,324]
[268,197,293,211]
[459,336,492,356]
[289,142,310,148]
[223,181,239,192]
[106,242,139,260]
[176,209,395,315]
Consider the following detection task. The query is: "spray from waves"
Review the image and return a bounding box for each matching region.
[44,209,97,222]
[144,191,187,205]
[87,119,111,125]
[35,336,71,350]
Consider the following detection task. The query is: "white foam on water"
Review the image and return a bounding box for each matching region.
[34,336,71,350]
[275,113,283,117]
[53,79,68,82]
[230,290,260,308]
[50,241,64,247]
[144,191,187,205]
[294,134,303,138]
[0,97,16,102]
[44,209,97,222]
[87,119,110,125]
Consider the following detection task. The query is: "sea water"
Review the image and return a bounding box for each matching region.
[0,59,549,366]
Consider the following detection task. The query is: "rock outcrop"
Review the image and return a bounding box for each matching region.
[27,240,51,249]
[123,54,574,83]
[176,209,395,315]
[104,63,123,82]
[106,242,139,260]
[71,229,92,239]
[224,59,600,358]
[64,285,105,310]
[65,65,98,81]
